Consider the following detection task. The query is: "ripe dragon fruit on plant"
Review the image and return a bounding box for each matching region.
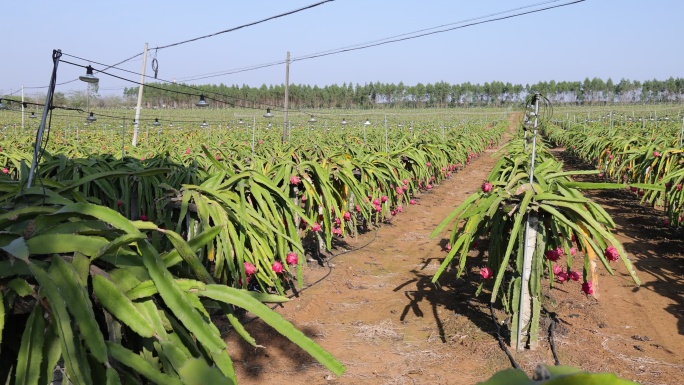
[272,261,284,274]
[244,262,257,275]
[482,181,492,193]
[605,245,619,261]
[286,252,298,265]
[480,267,493,279]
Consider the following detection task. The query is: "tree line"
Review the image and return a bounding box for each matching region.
[7,77,683,110]
[122,77,684,109]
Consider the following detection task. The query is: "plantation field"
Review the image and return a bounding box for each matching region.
[220,113,684,385]
[0,104,683,384]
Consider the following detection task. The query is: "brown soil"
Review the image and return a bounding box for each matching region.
[223,115,684,385]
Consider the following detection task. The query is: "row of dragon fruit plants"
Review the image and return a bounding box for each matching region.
[0,113,507,294]
[429,119,641,349]
[543,115,684,226]
[0,112,505,384]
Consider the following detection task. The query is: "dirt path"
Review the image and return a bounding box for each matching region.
[224,116,684,385]
[545,149,684,385]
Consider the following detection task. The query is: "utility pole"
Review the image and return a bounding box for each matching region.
[132,42,148,147]
[283,51,290,142]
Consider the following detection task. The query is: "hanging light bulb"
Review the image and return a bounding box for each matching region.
[341,118,347,126]
[264,108,274,118]
[29,112,37,118]
[86,112,97,122]
[200,120,208,128]
[79,65,99,83]
[364,119,371,126]
[196,95,209,107]
[267,123,272,129]
[0,99,6,110]
[153,118,161,126]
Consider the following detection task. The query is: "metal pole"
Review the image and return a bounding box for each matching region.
[680,116,683,148]
[517,93,539,352]
[21,84,24,131]
[252,116,256,159]
[28,50,61,188]
[283,51,290,142]
[363,120,367,144]
[122,118,126,158]
[132,42,148,147]
[385,114,388,153]
[609,111,613,135]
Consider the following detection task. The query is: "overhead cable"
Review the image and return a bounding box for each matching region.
[292,0,585,62]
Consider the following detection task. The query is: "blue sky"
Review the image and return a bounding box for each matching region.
[1,0,681,97]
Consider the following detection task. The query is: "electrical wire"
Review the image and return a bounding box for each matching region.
[23,52,147,90]
[167,0,577,84]
[60,54,289,112]
[0,99,220,126]
[58,55,317,118]
[19,0,334,90]
[0,105,215,127]
[293,0,571,61]
[2,89,22,96]
[54,56,501,120]
[58,60,266,115]
[31,0,584,121]
[8,0,584,127]
[151,0,334,52]
[175,60,287,83]
[292,0,585,62]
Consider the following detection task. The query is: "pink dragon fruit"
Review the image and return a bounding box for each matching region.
[272,261,283,273]
[482,182,492,193]
[605,246,619,261]
[286,252,298,265]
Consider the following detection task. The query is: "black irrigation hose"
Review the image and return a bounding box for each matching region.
[222,225,382,331]
[288,225,382,299]
[487,303,563,369]
[548,311,561,366]
[489,302,521,369]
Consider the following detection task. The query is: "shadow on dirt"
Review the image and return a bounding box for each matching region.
[222,319,326,380]
[220,221,399,381]
[391,243,509,344]
[552,147,684,336]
